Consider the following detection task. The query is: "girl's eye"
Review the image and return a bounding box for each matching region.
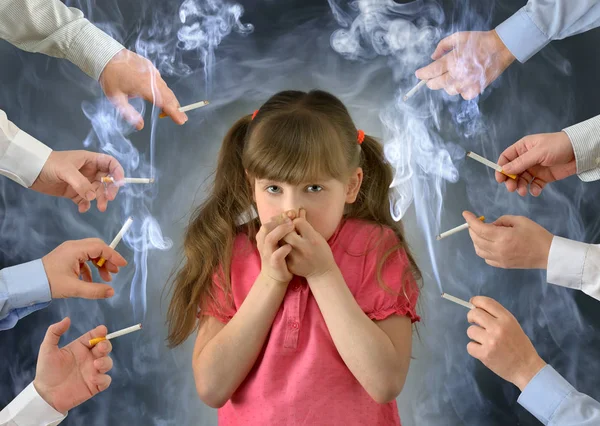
[307,185,322,193]
[266,186,281,194]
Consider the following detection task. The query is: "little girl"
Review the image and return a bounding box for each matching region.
[167,90,421,425]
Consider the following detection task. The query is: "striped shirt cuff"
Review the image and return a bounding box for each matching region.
[563,115,600,182]
[64,21,124,81]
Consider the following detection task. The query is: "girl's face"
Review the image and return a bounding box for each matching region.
[253,168,363,240]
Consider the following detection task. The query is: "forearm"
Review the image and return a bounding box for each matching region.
[194,274,287,407]
[0,0,123,80]
[308,267,409,403]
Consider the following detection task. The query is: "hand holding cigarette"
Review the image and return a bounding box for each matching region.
[99,49,188,130]
[42,238,128,300]
[497,131,577,197]
[462,211,553,269]
[415,30,515,100]
[30,151,124,213]
[33,318,114,414]
[466,296,546,391]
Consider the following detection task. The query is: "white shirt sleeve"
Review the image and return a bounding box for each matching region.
[0,110,52,188]
[0,382,67,426]
[495,0,600,63]
[0,0,124,81]
[547,236,600,302]
[562,114,600,182]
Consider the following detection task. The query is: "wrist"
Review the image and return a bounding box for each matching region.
[492,29,516,66]
[33,379,65,414]
[306,265,341,286]
[513,356,546,392]
[536,232,554,269]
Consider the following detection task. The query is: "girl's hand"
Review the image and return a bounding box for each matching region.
[282,209,337,279]
[256,212,296,285]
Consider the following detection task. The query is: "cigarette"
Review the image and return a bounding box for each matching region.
[89,323,142,347]
[159,100,209,118]
[466,151,517,180]
[441,293,475,310]
[403,80,427,101]
[95,216,134,267]
[436,216,484,240]
[101,177,155,184]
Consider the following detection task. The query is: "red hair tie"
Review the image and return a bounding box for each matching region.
[357,129,365,145]
[252,110,259,120]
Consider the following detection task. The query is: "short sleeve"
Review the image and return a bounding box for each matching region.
[198,269,237,324]
[355,227,420,323]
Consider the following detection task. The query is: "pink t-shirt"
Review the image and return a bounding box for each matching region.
[202,218,420,425]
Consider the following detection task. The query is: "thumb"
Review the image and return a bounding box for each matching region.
[67,278,115,300]
[110,93,145,131]
[431,33,460,60]
[501,148,542,175]
[493,215,519,227]
[41,317,71,350]
[59,164,95,202]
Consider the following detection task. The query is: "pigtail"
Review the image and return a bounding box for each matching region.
[167,114,254,347]
[349,134,422,299]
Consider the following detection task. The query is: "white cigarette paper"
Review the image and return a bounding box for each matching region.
[109,217,134,249]
[466,151,517,179]
[403,80,427,101]
[106,323,142,340]
[441,293,475,310]
[436,216,484,240]
[102,177,154,184]
[178,100,209,113]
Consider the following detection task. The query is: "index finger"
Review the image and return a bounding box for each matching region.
[154,80,187,125]
[94,154,125,182]
[470,296,508,318]
[462,211,496,241]
[415,55,451,80]
[77,238,128,266]
[79,324,108,348]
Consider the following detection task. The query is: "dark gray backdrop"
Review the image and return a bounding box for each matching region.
[1,1,599,425]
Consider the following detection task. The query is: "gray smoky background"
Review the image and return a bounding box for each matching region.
[1,0,600,425]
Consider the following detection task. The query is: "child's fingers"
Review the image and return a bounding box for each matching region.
[264,220,295,250]
[271,244,292,266]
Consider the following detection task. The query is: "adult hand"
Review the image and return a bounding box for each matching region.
[30,150,124,213]
[466,296,546,391]
[463,211,553,269]
[33,318,113,414]
[41,238,128,300]
[256,211,297,285]
[497,131,577,196]
[282,208,337,280]
[415,30,515,100]
[99,49,188,130]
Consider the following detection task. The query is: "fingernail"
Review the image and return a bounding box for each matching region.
[105,289,114,298]
[86,191,96,200]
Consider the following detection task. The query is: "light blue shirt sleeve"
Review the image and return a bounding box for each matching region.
[0,259,51,331]
[518,365,600,425]
[496,0,600,63]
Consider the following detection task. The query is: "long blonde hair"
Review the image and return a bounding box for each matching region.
[167,90,421,346]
